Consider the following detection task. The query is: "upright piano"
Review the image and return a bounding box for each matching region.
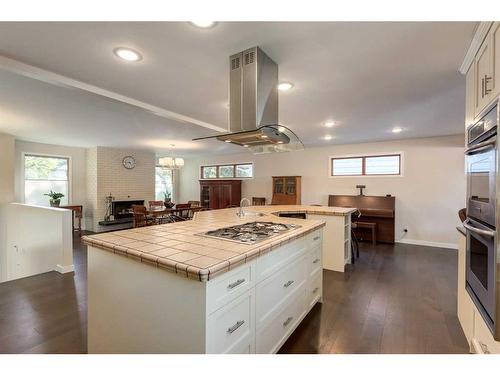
[328,195,396,244]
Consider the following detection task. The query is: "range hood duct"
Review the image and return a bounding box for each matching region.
[193,46,304,154]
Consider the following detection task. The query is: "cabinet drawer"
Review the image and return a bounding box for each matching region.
[308,245,322,276]
[473,307,500,354]
[308,229,323,246]
[307,269,322,310]
[256,254,307,325]
[206,289,254,354]
[206,263,254,314]
[256,237,307,282]
[256,286,306,354]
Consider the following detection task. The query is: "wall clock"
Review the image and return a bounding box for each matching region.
[122,156,136,169]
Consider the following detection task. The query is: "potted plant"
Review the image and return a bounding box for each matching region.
[163,192,174,208]
[44,190,65,207]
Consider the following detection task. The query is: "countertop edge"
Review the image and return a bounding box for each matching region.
[82,221,326,282]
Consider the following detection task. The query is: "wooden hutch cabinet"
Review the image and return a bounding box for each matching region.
[199,180,242,210]
[271,176,301,205]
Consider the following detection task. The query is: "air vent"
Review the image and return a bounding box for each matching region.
[244,51,255,65]
[231,57,240,70]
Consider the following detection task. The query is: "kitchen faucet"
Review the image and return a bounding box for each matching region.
[237,198,251,217]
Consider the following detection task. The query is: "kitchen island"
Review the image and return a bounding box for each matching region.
[82,205,354,353]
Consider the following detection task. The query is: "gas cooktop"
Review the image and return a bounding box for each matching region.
[201,221,300,244]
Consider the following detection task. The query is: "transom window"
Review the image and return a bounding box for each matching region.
[201,163,253,179]
[330,154,401,176]
[24,154,70,205]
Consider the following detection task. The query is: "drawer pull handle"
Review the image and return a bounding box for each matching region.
[313,258,320,264]
[313,236,320,241]
[283,316,293,327]
[283,280,294,288]
[227,320,245,334]
[312,287,319,294]
[227,279,245,289]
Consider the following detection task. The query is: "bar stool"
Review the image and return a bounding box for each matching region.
[351,209,361,263]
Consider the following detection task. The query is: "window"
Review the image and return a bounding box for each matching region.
[331,154,401,176]
[155,166,173,200]
[200,163,253,179]
[24,154,69,206]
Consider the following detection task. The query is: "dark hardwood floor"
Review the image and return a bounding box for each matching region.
[279,242,469,354]
[0,232,88,354]
[0,235,468,354]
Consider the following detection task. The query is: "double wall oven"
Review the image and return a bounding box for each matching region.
[465,98,500,339]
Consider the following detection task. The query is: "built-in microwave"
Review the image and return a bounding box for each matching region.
[466,103,498,227]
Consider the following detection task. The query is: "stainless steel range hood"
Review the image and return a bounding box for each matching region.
[193,46,303,154]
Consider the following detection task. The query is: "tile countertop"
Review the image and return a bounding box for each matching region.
[82,205,356,282]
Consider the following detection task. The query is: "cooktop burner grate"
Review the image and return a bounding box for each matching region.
[200,221,300,244]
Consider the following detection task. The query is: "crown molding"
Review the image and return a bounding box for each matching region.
[0,55,227,133]
[459,22,493,75]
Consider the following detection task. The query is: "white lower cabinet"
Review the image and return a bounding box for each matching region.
[206,228,323,354]
[206,289,255,354]
[88,228,324,353]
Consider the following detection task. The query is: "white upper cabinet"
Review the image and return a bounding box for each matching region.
[473,22,499,118]
[465,64,475,130]
[492,22,500,101]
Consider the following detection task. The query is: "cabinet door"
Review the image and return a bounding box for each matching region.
[475,37,493,116]
[285,178,296,195]
[219,184,232,209]
[209,185,220,209]
[200,185,210,208]
[492,22,500,100]
[274,178,284,194]
[465,64,475,129]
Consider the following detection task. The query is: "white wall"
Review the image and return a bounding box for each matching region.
[0,132,15,281]
[180,135,466,248]
[14,140,88,227]
[86,146,156,232]
[3,203,73,282]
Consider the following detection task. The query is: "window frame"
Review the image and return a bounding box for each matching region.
[329,152,403,178]
[155,165,175,201]
[200,163,254,180]
[22,152,72,205]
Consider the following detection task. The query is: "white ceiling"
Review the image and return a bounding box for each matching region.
[0,22,475,156]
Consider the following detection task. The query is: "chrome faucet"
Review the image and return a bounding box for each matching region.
[237,198,251,217]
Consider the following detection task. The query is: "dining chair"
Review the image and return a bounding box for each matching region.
[132,205,156,228]
[149,200,165,210]
[252,197,266,206]
[188,200,201,208]
[175,203,193,220]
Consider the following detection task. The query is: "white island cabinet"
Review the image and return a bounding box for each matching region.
[88,228,323,354]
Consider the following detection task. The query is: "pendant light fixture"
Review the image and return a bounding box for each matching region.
[158,144,184,169]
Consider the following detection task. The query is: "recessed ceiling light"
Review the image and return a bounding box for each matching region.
[392,127,403,133]
[113,47,142,62]
[325,121,335,128]
[243,145,249,148]
[190,21,217,28]
[324,135,333,141]
[278,82,294,91]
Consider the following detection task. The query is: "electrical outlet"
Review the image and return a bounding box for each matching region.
[403,228,408,233]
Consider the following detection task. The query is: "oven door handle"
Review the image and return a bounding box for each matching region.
[463,219,496,237]
[465,138,496,155]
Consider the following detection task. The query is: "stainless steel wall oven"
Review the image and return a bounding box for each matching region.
[465,98,500,339]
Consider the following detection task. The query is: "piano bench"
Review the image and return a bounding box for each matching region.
[355,221,377,245]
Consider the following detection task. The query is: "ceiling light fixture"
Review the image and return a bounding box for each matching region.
[158,144,184,169]
[190,21,217,28]
[113,47,143,62]
[325,121,335,128]
[278,82,294,91]
[324,135,333,141]
[392,127,403,133]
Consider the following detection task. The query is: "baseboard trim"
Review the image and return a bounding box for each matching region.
[396,238,458,250]
[55,264,75,274]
